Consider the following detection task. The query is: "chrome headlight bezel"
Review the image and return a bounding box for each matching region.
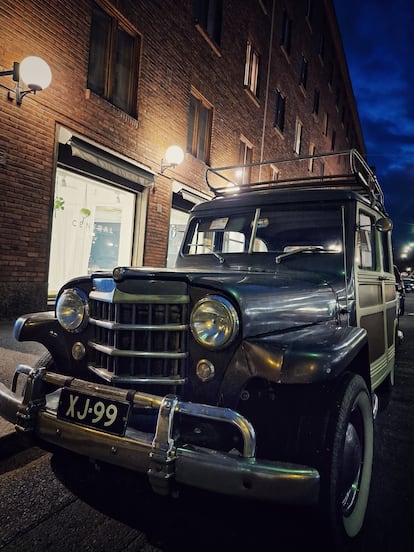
[56,288,89,333]
[190,295,239,349]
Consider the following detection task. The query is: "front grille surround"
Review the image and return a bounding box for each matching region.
[88,285,190,386]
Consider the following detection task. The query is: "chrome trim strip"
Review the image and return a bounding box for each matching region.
[90,290,190,304]
[88,341,188,359]
[88,365,187,385]
[89,318,188,331]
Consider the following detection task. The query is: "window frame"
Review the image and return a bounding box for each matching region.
[193,0,223,57]
[299,54,308,90]
[294,119,303,155]
[87,1,140,117]
[281,11,292,57]
[312,88,320,115]
[244,39,261,99]
[186,88,213,163]
[239,136,254,184]
[274,89,286,132]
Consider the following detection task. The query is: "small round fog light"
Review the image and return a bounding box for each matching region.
[196,359,215,382]
[72,341,86,360]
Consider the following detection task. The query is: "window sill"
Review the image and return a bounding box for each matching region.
[195,24,222,58]
[280,45,291,64]
[273,126,285,140]
[243,86,260,107]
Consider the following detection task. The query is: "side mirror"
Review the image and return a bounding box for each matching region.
[375,217,393,232]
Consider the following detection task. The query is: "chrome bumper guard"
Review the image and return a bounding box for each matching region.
[0,364,320,505]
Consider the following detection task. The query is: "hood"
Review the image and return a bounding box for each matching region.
[189,270,340,337]
[106,266,342,338]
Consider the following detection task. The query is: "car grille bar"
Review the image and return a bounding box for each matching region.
[87,285,190,385]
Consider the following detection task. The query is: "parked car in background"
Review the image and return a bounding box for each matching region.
[394,266,405,315]
[403,278,414,293]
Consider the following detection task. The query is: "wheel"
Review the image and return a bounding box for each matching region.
[32,351,58,394]
[33,351,55,371]
[319,372,373,545]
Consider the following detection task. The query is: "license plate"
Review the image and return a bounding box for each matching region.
[57,388,130,436]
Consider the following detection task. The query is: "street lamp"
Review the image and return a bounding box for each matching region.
[0,56,52,105]
[161,145,184,173]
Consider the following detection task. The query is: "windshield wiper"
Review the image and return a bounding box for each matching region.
[275,246,325,264]
[187,243,226,264]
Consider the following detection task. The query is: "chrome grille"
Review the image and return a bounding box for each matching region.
[88,282,189,386]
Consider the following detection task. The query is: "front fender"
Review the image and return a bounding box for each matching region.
[220,325,368,405]
[13,312,72,368]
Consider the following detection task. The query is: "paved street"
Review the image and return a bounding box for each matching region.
[0,304,413,551]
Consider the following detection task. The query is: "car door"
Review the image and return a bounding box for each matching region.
[354,207,396,389]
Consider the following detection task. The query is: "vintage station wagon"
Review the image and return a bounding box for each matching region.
[0,150,397,546]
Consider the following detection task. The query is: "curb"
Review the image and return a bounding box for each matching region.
[0,416,15,439]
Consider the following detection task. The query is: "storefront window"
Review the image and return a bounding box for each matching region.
[48,168,135,294]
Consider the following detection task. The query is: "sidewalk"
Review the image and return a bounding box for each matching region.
[0,320,46,439]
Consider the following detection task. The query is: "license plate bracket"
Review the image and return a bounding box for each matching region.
[57,388,130,436]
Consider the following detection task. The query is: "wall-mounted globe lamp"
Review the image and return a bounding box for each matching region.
[161,145,184,173]
[0,56,52,105]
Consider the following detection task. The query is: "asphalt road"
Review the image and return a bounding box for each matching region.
[0,300,413,551]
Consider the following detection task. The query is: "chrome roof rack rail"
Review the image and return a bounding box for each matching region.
[206,149,386,213]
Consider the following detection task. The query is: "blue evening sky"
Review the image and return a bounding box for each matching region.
[333,0,414,253]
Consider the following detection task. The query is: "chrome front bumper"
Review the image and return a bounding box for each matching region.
[0,365,320,505]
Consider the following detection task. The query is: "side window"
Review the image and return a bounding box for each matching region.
[223,232,246,252]
[87,2,139,116]
[356,212,376,270]
[381,231,392,273]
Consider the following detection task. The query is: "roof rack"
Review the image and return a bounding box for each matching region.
[206,149,386,213]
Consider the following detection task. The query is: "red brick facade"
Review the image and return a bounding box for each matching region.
[0,0,364,318]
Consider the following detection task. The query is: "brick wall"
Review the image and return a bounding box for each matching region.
[0,0,364,318]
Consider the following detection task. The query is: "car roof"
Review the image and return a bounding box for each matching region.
[191,187,371,215]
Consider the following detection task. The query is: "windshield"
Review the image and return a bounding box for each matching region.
[182,206,343,258]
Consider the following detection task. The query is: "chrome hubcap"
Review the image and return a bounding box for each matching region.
[341,420,362,514]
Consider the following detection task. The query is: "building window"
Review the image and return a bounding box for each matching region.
[318,33,325,62]
[341,106,346,126]
[187,90,213,163]
[281,11,292,56]
[328,61,334,90]
[312,88,320,115]
[308,144,316,172]
[299,55,308,89]
[331,129,336,151]
[270,164,280,180]
[335,84,341,109]
[294,119,303,154]
[274,89,286,131]
[305,0,313,25]
[323,112,329,136]
[49,168,137,294]
[87,3,139,116]
[244,40,260,98]
[239,137,253,183]
[193,0,222,53]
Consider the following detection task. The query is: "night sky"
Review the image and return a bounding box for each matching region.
[333,0,414,261]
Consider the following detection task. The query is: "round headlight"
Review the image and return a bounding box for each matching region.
[56,288,89,332]
[190,295,239,349]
